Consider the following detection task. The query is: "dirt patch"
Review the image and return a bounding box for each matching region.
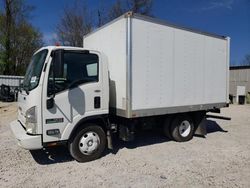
[0,102,249,187]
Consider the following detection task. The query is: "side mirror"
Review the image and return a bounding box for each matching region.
[52,49,64,78]
[47,97,54,109]
[46,49,64,110]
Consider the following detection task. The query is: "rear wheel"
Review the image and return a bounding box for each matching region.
[170,114,194,142]
[68,124,106,162]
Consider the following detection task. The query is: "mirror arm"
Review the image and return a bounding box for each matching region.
[51,58,56,98]
[46,52,56,109]
[47,49,64,109]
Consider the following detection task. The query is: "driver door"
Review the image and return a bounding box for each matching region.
[42,49,103,143]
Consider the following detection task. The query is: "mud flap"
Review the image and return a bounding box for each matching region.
[107,130,113,150]
[195,118,207,136]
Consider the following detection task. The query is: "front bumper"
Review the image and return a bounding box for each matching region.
[10,120,43,150]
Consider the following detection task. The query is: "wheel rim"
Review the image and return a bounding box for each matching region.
[79,131,100,155]
[178,120,191,137]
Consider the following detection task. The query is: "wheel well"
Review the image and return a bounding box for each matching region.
[188,111,206,129]
[164,111,206,129]
[69,116,107,141]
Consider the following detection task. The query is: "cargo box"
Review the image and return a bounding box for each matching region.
[83,12,230,118]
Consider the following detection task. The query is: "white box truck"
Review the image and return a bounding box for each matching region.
[10,12,230,162]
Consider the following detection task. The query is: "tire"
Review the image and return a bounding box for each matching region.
[163,117,172,140]
[68,124,106,162]
[170,114,194,142]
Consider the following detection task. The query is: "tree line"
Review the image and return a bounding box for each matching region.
[0,0,249,75]
[56,0,153,47]
[0,0,43,75]
[0,0,153,75]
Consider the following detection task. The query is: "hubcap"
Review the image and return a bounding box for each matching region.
[79,131,100,155]
[178,120,191,137]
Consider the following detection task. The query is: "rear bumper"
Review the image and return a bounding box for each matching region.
[10,120,43,150]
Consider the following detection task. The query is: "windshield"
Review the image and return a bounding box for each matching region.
[22,49,48,91]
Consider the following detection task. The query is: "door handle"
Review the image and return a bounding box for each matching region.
[94,90,101,93]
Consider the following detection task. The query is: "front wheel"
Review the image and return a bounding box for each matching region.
[68,124,106,162]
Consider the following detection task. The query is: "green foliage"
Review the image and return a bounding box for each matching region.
[1,0,155,75]
[0,0,43,76]
[0,51,5,74]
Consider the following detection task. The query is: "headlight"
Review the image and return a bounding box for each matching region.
[25,106,37,134]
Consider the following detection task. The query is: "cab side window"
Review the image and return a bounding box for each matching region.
[47,51,99,96]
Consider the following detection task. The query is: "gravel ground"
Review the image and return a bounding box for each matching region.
[0,102,249,188]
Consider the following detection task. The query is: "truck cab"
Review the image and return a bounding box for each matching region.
[11,46,109,162]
